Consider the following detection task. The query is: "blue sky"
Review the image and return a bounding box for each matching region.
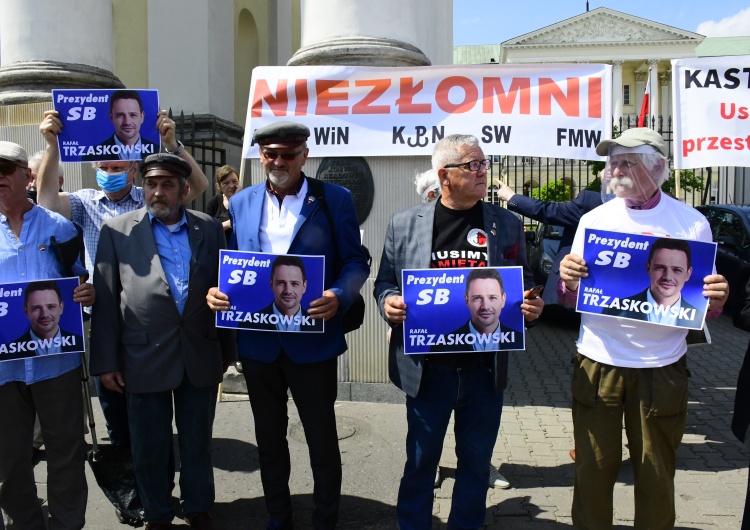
[453,1,750,45]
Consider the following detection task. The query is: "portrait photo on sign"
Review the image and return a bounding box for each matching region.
[576,228,716,330]
[401,266,526,355]
[216,250,325,333]
[52,88,160,163]
[0,278,84,362]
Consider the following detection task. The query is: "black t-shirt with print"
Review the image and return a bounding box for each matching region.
[429,200,491,367]
[431,201,488,269]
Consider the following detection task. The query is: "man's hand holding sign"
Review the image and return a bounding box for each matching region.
[563,230,719,330]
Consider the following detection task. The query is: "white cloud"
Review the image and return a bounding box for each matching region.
[696,7,750,37]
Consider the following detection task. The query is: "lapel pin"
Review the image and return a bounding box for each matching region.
[491,229,496,236]
[308,196,316,204]
[194,226,200,230]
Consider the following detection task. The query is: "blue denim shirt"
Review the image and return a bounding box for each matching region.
[0,205,86,385]
[149,210,191,315]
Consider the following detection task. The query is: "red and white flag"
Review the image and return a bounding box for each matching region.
[637,77,650,127]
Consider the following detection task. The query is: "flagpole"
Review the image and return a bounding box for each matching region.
[638,69,651,128]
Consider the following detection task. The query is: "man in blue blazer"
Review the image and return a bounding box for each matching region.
[497,183,602,307]
[207,121,370,530]
[374,134,543,530]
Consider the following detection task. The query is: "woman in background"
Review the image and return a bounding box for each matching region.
[205,164,240,243]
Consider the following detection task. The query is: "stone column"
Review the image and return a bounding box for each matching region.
[647,59,660,129]
[287,0,442,66]
[283,0,450,390]
[0,0,123,104]
[612,60,623,128]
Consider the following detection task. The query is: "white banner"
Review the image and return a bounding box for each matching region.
[243,64,612,160]
[672,55,750,169]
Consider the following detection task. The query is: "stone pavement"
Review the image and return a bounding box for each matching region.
[25,312,749,529]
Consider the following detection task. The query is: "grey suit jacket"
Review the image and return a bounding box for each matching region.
[373,200,535,398]
[90,207,237,393]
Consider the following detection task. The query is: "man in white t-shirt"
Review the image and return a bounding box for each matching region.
[557,128,729,529]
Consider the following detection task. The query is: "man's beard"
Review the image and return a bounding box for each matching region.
[148,201,180,222]
[268,170,291,189]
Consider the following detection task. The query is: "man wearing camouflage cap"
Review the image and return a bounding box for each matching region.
[558,128,729,529]
[91,153,236,530]
[207,121,370,530]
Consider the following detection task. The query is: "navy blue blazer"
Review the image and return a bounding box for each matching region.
[506,190,602,305]
[4,328,83,361]
[228,175,370,364]
[602,288,704,327]
[429,320,523,353]
[373,200,535,398]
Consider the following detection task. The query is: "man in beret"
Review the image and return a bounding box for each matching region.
[91,153,236,530]
[36,109,208,525]
[207,121,370,530]
[0,141,94,529]
[559,128,729,529]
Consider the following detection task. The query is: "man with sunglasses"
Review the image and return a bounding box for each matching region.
[0,141,94,529]
[206,121,369,530]
[374,134,543,530]
[35,109,209,526]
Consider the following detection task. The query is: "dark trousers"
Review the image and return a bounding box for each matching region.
[242,353,340,529]
[397,360,503,530]
[95,376,130,447]
[127,375,217,524]
[0,367,87,530]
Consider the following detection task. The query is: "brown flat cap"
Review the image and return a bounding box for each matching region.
[139,153,192,179]
[253,121,310,148]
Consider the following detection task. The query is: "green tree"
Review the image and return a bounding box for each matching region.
[661,169,704,195]
[530,180,572,202]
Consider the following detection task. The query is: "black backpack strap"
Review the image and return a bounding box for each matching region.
[308,177,337,241]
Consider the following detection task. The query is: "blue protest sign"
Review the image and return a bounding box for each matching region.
[577,228,716,330]
[0,278,85,362]
[216,250,325,333]
[402,267,526,354]
[52,89,160,162]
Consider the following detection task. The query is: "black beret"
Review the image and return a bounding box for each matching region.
[253,121,310,148]
[139,153,191,179]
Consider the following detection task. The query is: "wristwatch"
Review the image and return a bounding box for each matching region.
[165,140,184,156]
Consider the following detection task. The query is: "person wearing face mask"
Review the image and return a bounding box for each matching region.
[558,128,729,529]
[35,109,209,526]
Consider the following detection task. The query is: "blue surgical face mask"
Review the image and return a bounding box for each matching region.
[96,168,130,193]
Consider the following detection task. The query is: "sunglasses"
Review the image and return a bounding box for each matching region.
[443,159,491,172]
[0,160,26,176]
[261,149,305,161]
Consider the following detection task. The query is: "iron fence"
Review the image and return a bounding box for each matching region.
[487,115,750,226]
[170,109,228,213]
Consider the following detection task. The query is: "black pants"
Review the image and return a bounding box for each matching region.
[242,353,340,529]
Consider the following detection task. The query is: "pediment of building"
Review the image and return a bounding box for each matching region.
[504,7,704,46]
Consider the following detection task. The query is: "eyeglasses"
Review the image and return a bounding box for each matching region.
[0,160,25,176]
[443,159,491,172]
[261,149,305,161]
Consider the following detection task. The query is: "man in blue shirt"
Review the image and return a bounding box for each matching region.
[37,110,209,525]
[91,153,236,530]
[0,141,94,529]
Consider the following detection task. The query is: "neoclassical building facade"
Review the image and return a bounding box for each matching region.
[457,7,705,128]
